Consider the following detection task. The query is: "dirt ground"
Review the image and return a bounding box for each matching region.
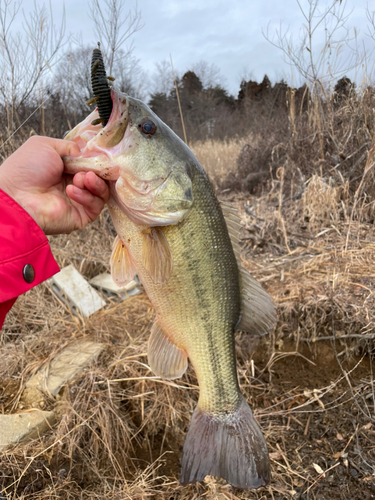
[134,337,375,500]
[1,188,375,499]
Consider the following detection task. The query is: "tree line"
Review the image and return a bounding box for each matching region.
[0,0,374,161]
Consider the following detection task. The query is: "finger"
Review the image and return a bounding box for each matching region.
[72,172,86,190]
[32,136,81,157]
[66,184,105,222]
[83,171,110,203]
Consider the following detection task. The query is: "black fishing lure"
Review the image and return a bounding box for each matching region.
[90,45,113,127]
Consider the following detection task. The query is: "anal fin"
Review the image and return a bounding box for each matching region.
[110,235,136,286]
[148,319,188,380]
[142,227,173,284]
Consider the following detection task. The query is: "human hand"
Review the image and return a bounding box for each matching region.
[0,135,110,235]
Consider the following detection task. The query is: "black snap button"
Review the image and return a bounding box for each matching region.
[23,264,35,284]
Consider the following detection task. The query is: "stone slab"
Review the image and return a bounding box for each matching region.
[49,265,106,318]
[0,410,55,451]
[27,340,104,397]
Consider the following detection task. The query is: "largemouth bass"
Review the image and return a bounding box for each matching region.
[63,51,276,489]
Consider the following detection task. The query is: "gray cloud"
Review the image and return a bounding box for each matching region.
[20,0,375,96]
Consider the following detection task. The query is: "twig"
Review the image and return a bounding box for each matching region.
[304,414,311,435]
[276,167,291,253]
[301,333,375,341]
[170,54,187,144]
[303,462,340,494]
[94,376,197,390]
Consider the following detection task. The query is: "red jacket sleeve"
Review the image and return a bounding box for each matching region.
[0,189,60,329]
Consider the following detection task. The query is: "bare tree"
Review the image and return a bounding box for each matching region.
[263,0,369,160]
[366,5,375,43]
[0,0,67,132]
[89,0,143,75]
[113,49,148,99]
[263,0,364,89]
[151,60,175,97]
[52,46,93,125]
[191,60,224,89]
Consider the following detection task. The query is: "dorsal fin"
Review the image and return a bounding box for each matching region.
[220,201,277,335]
[220,201,242,261]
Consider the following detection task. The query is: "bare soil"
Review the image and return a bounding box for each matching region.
[132,339,375,500]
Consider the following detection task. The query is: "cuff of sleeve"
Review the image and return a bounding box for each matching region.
[0,240,60,303]
[0,297,17,329]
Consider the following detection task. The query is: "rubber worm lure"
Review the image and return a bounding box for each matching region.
[90,45,113,126]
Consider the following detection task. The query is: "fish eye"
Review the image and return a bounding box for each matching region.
[139,119,156,136]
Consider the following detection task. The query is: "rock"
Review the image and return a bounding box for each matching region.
[0,410,55,451]
[27,340,104,397]
[49,265,106,317]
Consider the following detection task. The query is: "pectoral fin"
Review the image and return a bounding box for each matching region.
[110,235,135,286]
[220,201,277,335]
[142,227,173,284]
[148,319,188,379]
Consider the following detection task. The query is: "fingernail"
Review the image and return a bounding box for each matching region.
[96,176,102,187]
[72,186,81,194]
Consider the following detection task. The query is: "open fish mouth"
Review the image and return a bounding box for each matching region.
[63,86,130,178]
[63,45,171,193]
[63,44,131,174]
[65,44,132,163]
[63,92,131,179]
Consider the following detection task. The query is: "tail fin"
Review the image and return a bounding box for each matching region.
[180,397,270,489]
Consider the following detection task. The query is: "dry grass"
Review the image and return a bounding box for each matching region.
[1,179,375,499]
[190,136,252,188]
[301,174,345,230]
[2,96,375,498]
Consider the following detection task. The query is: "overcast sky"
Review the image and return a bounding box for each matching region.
[25,0,375,96]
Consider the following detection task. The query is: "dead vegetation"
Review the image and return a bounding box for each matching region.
[2,72,375,500]
[1,199,375,499]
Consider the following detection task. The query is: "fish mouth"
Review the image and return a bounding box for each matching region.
[63,88,130,180]
[64,44,121,172]
[63,89,172,216]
